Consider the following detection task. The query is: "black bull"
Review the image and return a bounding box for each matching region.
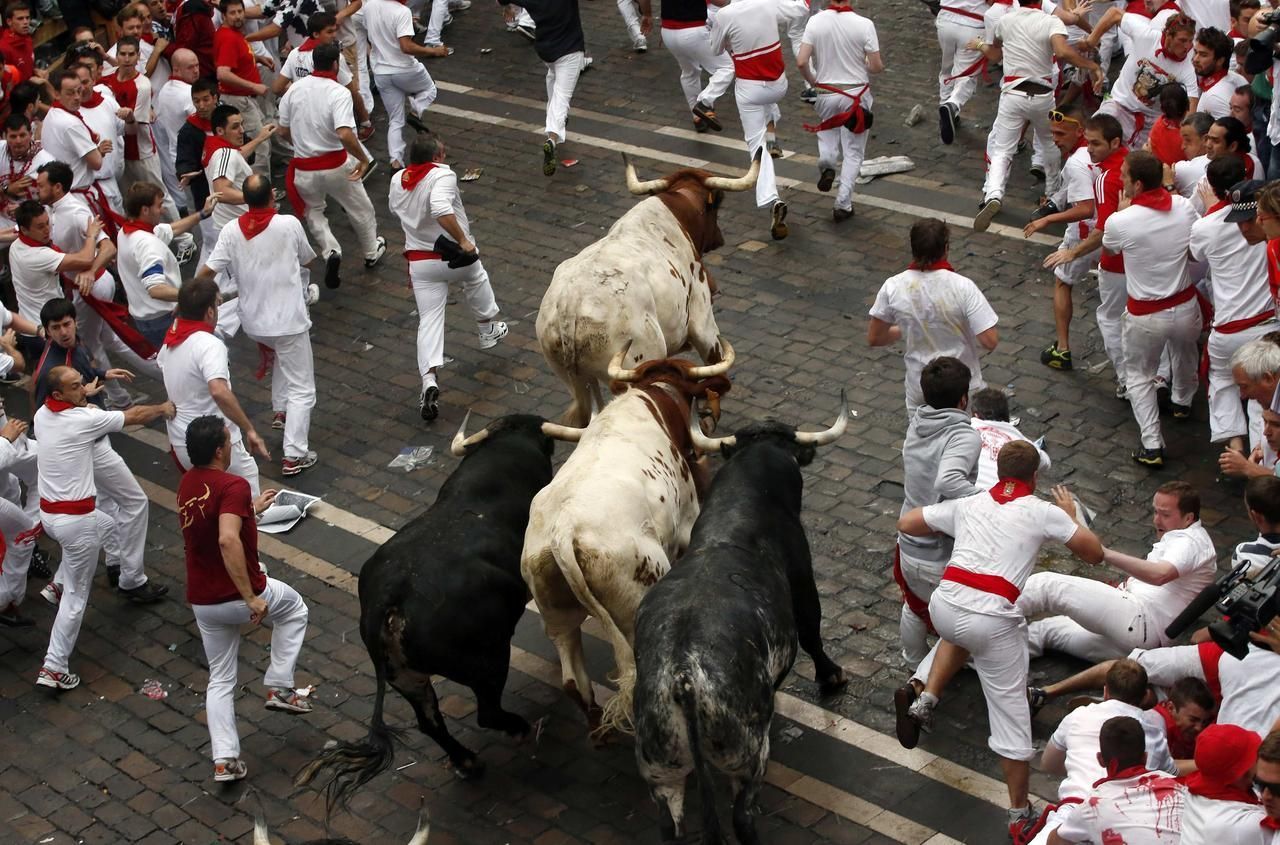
[632,407,849,845]
[297,414,567,808]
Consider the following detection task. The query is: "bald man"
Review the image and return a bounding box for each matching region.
[154,48,200,214]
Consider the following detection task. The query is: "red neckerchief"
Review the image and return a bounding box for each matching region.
[989,478,1034,504]
[1182,771,1259,805]
[907,260,954,271]
[1131,187,1173,211]
[121,219,155,235]
[311,69,339,81]
[44,398,76,412]
[1229,27,1244,37]
[49,100,99,143]
[400,161,437,190]
[297,37,319,51]
[201,135,236,168]
[163,318,212,348]
[15,229,52,249]
[1199,68,1228,91]
[1240,151,1257,179]
[1156,37,1184,61]
[1158,0,1181,11]
[1125,0,1149,15]
[1207,198,1231,215]
[237,207,275,240]
[141,31,155,45]
[1263,816,1280,831]
[81,89,104,109]
[1100,146,1129,173]
[5,142,36,188]
[828,3,854,9]
[186,114,212,133]
[1092,764,1154,788]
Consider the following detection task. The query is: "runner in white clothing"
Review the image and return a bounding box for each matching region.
[1021,481,1217,662]
[893,440,1104,830]
[934,0,988,145]
[152,48,199,214]
[1179,724,1269,845]
[969,388,1051,489]
[277,43,383,289]
[197,176,319,477]
[389,134,509,421]
[34,366,173,691]
[654,0,734,133]
[1195,27,1248,119]
[796,0,883,222]
[39,70,116,227]
[361,0,445,169]
[710,0,807,240]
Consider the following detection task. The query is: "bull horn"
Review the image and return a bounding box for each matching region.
[688,403,736,454]
[450,410,491,457]
[703,149,762,193]
[540,420,583,442]
[407,804,431,845]
[683,337,735,379]
[623,152,669,195]
[794,390,850,447]
[248,789,270,845]
[607,340,641,382]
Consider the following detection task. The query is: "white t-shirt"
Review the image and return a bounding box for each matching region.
[1102,196,1199,301]
[204,146,252,230]
[365,0,417,73]
[970,418,1051,490]
[388,162,472,250]
[924,491,1080,618]
[278,74,355,158]
[81,97,125,183]
[34,403,125,503]
[1218,646,1280,736]
[1111,17,1199,118]
[868,268,999,410]
[1054,145,1096,239]
[280,45,353,85]
[9,236,66,326]
[1054,769,1185,844]
[153,79,195,168]
[1174,154,1209,201]
[108,38,168,93]
[1180,793,1269,845]
[117,224,180,321]
[710,0,794,82]
[1190,204,1273,327]
[205,214,316,337]
[48,191,107,255]
[1197,71,1249,120]
[40,107,101,190]
[1049,698,1177,801]
[799,8,879,88]
[937,0,987,29]
[157,330,240,446]
[1120,522,1217,634]
[993,7,1067,90]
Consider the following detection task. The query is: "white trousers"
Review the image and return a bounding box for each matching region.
[617,0,644,42]
[982,89,1057,202]
[93,448,149,590]
[0,436,38,523]
[1096,269,1129,381]
[913,596,1034,761]
[545,52,585,144]
[1124,301,1200,449]
[246,331,315,460]
[736,76,787,208]
[937,18,984,110]
[1208,322,1275,443]
[345,27,374,115]
[898,549,945,665]
[410,257,499,383]
[41,509,113,673]
[0,498,40,608]
[424,0,448,44]
[372,64,437,165]
[221,95,271,181]
[1053,225,1098,286]
[1020,571,1165,662]
[814,90,872,213]
[193,577,308,761]
[1130,644,1206,690]
[292,158,380,259]
[172,438,261,498]
[1096,99,1154,149]
[661,25,734,110]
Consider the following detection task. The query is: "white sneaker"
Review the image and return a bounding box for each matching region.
[364,237,388,269]
[40,582,62,606]
[478,320,509,350]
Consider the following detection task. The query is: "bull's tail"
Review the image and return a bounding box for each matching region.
[295,612,402,813]
[675,669,721,843]
[551,528,638,735]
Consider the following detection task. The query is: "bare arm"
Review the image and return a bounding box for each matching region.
[270,74,290,96]
[867,317,901,347]
[797,43,817,87]
[1044,227,1104,268]
[208,378,270,459]
[336,126,370,179]
[212,175,245,205]
[435,212,472,252]
[56,224,103,273]
[1101,548,1181,585]
[1025,199,1096,237]
[240,124,276,158]
[82,147,104,171]
[218,512,268,621]
[217,65,267,96]
[246,22,282,42]
[398,35,449,58]
[1041,740,1068,777]
[170,196,218,237]
[0,331,24,374]
[867,50,884,74]
[897,507,934,536]
[976,327,999,351]
[1085,6,1125,49]
[122,400,175,426]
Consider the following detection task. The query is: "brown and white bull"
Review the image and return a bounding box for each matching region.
[536,154,758,427]
[520,346,734,734]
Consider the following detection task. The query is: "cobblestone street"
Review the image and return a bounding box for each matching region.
[0,0,1257,841]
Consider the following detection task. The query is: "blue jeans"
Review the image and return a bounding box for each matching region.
[134,313,175,348]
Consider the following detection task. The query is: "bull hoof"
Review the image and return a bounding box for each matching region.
[452,755,486,780]
[818,668,849,695]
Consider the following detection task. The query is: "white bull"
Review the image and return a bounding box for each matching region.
[536,155,758,427]
[520,347,734,735]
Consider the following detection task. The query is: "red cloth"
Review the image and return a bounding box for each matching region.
[989,477,1033,503]
[40,497,94,514]
[400,161,437,190]
[1199,640,1225,700]
[0,28,33,84]
[236,207,275,240]
[101,71,146,160]
[1267,239,1280,306]
[174,0,216,78]
[942,565,1021,603]
[120,219,155,235]
[186,114,212,133]
[908,260,955,271]
[1130,187,1173,211]
[1199,68,1227,92]
[1148,115,1186,166]
[201,135,236,168]
[284,148,347,216]
[214,26,261,96]
[1186,724,1262,795]
[1127,285,1195,315]
[802,83,870,133]
[178,467,266,605]
[163,318,213,348]
[1095,147,1130,274]
[892,544,935,633]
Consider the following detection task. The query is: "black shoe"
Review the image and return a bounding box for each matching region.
[693,116,708,133]
[419,385,439,421]
[817,167,835,192]
[0,603,33,627]
[1027,686,1049,716]
[106,564,120,588]
[1156,382,1172,413]
[894,684,921,749]
[939,102,957,145]
[324,251,341,289]
[1171,402,1192,420]
[1132,447,1165,468]
[799,86,818,104]
[28,547,52,580]
[832,207,854,222]
[118,581,169,604]
[691,101,722,132]
[542,139,557,177]
[1040,343,1073,371]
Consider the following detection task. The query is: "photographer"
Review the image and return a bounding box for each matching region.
[1245,6,1280,179]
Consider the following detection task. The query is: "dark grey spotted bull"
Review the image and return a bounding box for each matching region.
[632,396,850,844]
[297,414,581,807]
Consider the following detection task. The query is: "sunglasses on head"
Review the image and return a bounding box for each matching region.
[1049,110,1082,127]
[1256,776,1280,795]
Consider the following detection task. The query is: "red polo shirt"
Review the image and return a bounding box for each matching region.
[0,28,32,83]
[179,466,265,606]
[213,25,260,96]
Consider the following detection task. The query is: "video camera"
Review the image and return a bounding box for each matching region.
[1247,11,1280,73]
[1165,552,1280,659]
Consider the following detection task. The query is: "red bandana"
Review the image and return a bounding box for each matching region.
[1131,187,1173,211]
[44,398,76,412]
[1092,765,1154,788]
[186,114,212,133]
[201,135,237,168]
[989,478,1034,504]
[81,89,104,109]
[297,37,319,51]
[1183,772,1260,805]
[15,230,50,249]
[121,219,155,235]
[236,207,275,240]
[908,260,954,271]
[163,318,212,348]
[1199,69,1227,91]
[400,161,437,190]
[1207,198,1231,215]
[311,69,339,82]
